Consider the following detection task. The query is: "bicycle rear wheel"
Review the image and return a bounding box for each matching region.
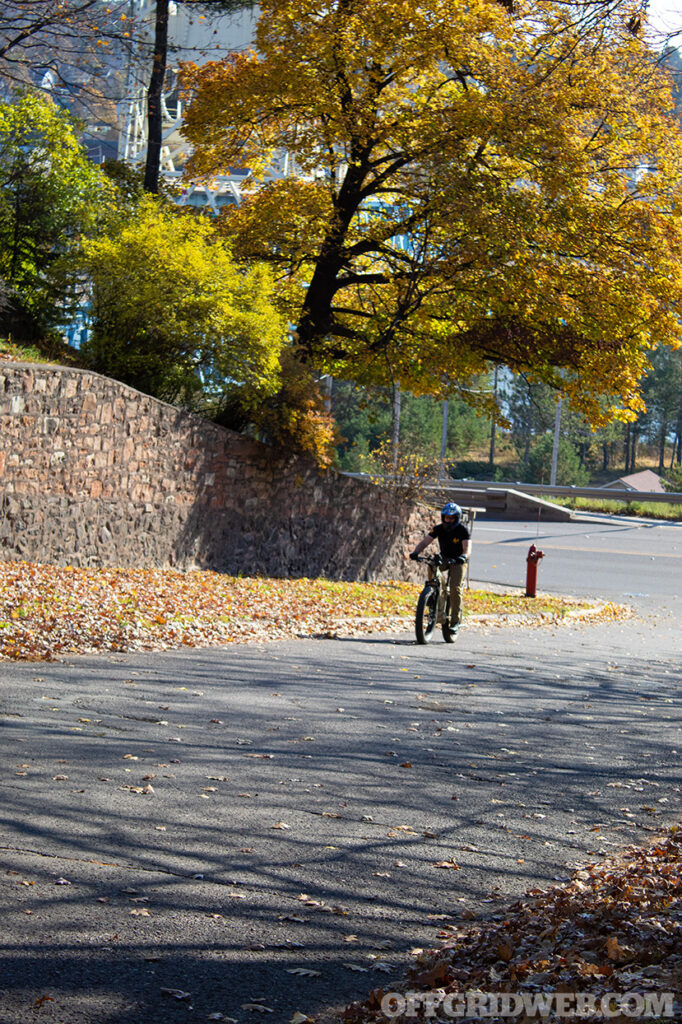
[415,585,438,644]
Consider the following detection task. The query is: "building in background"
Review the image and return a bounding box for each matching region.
[601,470,665,493]
[118,0,257,191]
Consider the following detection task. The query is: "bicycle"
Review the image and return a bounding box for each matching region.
[413,553,464,645]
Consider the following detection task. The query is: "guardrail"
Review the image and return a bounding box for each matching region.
[435,480,682,505]
[341,472,682,506]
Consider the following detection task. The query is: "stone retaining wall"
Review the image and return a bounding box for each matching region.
[0,360,432,580]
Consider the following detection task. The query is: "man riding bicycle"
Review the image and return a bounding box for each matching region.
[410,502,470,636]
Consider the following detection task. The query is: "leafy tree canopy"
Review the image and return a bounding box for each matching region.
[0,92,110,339]
[333,382,490,472]
[181,0,682,426]
[80,196,286,407]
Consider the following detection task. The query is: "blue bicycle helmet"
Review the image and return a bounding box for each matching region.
[441,502,462,522]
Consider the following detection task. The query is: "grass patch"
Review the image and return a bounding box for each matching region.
[0,336,85,367]
[466,589,588,616]
[552,496,682,521]
[0,339,44,363]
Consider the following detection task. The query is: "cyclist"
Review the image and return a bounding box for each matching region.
[409,502,470,636]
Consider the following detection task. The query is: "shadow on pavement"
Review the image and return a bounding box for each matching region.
[1,627,680,1022]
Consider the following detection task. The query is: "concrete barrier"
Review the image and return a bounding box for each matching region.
[422,485,573,521]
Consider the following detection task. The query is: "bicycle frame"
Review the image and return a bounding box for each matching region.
[414,553,455,643]
[414,548,466,644]
[423,559,449,624]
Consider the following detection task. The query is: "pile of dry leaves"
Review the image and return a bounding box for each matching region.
[343,829,681,1023]
[0,561,617,661]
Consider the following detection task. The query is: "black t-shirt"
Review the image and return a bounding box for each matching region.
[429,521,470,560]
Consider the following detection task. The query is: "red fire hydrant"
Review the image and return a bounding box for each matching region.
[525,544,544,598]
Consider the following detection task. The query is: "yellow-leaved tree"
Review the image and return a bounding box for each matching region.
[81,196,339,465]
[81,196,284,408]
[181,0,682,425]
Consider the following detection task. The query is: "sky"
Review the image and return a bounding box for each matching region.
[647,0,682,42]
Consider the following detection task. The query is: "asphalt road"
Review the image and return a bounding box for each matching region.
[470,513,682,611]
[1,571,680,1023]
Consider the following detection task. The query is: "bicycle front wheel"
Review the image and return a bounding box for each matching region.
[415,585,438,644]
[442,596,456,643]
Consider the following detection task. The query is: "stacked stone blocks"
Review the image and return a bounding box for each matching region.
[0,361,431,580]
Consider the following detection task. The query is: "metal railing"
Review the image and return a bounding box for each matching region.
[434,480,682,506]
[341,472,682,506]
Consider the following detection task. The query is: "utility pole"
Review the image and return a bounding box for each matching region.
[489,366,498,470]
[550,394,562,486]
[321,374,332,414]
[392,384,401,471]
[440,400,449,479]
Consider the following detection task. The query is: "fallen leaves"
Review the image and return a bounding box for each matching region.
[0,564,609,661]
[605,935,633,962]
[32,995,54,1007]
[161,988,191,1001]
[496,938,514,962]
[344,827,682,1024]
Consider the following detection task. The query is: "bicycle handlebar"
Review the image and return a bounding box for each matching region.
[414,554,466,567]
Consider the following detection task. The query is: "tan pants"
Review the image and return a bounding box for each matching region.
[447,562,466,625]
[433,562,466,625]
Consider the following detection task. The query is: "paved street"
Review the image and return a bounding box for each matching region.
[1,565,680,1023]
[471,514,682,609]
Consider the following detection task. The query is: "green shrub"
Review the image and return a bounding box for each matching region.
[525,435,590,486]
[662,466,682,493]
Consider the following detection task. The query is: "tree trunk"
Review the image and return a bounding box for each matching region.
[658,421,667,475]
[144,0,169,195]
[629,427,638,474]
[602,441,609,472]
